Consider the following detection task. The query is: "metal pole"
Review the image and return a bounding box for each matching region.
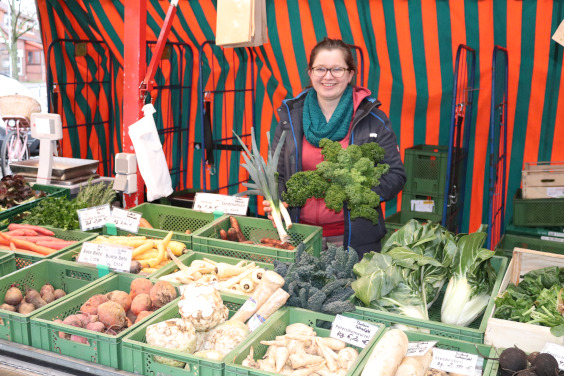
[122,0,147,208]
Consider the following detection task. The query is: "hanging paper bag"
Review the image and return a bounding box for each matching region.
[128,103,173,201]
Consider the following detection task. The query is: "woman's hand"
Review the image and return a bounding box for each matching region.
[263,200,288,226]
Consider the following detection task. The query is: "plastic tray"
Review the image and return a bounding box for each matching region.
[150,250,273,299]
[192,215,322,263]
[6,226,98,270]
[513,189,564,227]
[0,260,108,345]
[226,307,386,376]
[505,222,564,238]
[30,273,177,369]
[53,229,191,278]
[353,329,496,376]
[345,256,508,344]
[129,203,219,246]
[0,250,16,276]
[494,233,564,259]
[0,183,69,224]
[121,293,247,375]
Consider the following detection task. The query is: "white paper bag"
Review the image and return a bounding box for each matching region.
[128,104,173,201]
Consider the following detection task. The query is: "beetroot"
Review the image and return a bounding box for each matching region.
[130,293,152,316]
[129,278,153,300]
[70,334,89,344]
[62,314,84,328]
[106,290,132,312]
[85,321,105,333]
[80,294,109,315]
[97,301,126,329]
[149,281,177,309]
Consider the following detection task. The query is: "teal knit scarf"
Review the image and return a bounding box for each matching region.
[303,85,354,147]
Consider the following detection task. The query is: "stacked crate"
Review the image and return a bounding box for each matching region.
[398,145,462,230]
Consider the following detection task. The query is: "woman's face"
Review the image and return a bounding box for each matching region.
[308,48,354,103]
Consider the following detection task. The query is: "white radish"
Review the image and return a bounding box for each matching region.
[361,329,408,376]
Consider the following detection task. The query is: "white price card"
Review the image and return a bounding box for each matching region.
[193,192,249,215]
[77,242,133,272]
[547,187,564,199]
[111,207,142,233]
[541,236,564,243]
[406,341,437,357]
[77,204,112,231]
[548,231,564,239]
[541,343,564,371]
[429,348,478,376]
[411,200,435,213]
[330,315,379,348]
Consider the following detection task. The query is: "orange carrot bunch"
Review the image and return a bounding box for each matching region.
[0,224,78,255]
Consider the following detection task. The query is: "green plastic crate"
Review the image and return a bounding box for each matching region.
[353,329,496,376]
[495,233,564,259]
[0,250,16,276]
[192,215,322,264]
[226,307,386,376]
[513,189,564,227]
[0,259,109,345]
[404,145,463,196]
[0,183,69,224]
[129,203,219,245]
[7,226,98,270]
[30,273,178,368]
[150,251,273,299]
[345,256,508,344]
[121,293,247,375]
[505,222,564,238]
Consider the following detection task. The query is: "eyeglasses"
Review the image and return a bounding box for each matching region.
[311,66,349,78]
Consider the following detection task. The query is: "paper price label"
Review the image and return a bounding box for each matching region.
[193,192,249,215]
[541,236,564,243]
[541,343,564,370]
[330,315,379,348]
[547,187,564,199]
[77,204,111,231]
[406,341,437,357]
[77,242,133,272]
[411,199,435,213]
[247,314,265,332]
[429,348,479,376]
[111,207,142,233]
[240,297,258,312]
[547,231,564,239]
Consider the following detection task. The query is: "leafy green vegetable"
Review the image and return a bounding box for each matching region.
[282,138,389,224]
[440,231,497,326]
[494,266,564,336]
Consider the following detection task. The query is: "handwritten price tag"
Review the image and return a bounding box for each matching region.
[406,341,437,357]
[541,343,564,371]
[111,207,142,233]
[329,315,379,348]
[193,193,249,215]
[77,204,111,231]
[77,242,133,272]
[429,348,478,376]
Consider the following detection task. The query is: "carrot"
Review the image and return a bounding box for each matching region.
[8,224,55,236]
[9,242,16,251]
[0,245,39,254]
[35,240,77,250]
[219,229,228,240]
[184,229,191,235]
[5,229,39,236]
[229,216,246,242]
[139,218,153,229]
[227,228,239,242]
[10,236,60,243]
[0,232,55,256]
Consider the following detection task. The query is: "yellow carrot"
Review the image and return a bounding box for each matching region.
[132,241,155,258]
[161,231,174,249]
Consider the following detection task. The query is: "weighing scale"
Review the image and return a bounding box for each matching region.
[29,113,63,185]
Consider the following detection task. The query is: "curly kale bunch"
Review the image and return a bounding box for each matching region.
[282,138,389,224]
[273,242,358,315]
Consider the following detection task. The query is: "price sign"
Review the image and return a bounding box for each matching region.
[77,242,133,272]
[429,348,479,376]
[77,204,111,231]
[411,199,435,213]
[111,207,142,233]
[247,313,266,332]
[193,193,249,215]
[541,343,564,371]
[329,315,379,348]
[406,341,437,357]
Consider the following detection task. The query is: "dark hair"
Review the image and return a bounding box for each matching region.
[308,37,357,73]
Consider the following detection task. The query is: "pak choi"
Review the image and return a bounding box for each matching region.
[440,231,497,326]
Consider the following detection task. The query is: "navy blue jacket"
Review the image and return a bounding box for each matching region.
[273,88,406,255]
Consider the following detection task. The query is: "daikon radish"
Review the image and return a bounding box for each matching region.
[231,270,285,323]
[361,329,408,376]
[395,348,433,376]
[289,353,325,369]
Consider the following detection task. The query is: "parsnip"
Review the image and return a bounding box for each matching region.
[318,337,346,351]
[289,353,325,369]
[231,270,285,323]
[216,263,249,278]
[315,338,339,372]
[286,323,315,336]
[395,349,433,376]
[361,329,408,376]
[275,347,290,373]
[337,347,359,370]
[219,267,257,289]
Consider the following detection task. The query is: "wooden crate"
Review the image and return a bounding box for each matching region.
[484,248,564,352]
[522,161,564,199]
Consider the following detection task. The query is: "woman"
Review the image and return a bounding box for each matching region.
[267,37,406,255]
